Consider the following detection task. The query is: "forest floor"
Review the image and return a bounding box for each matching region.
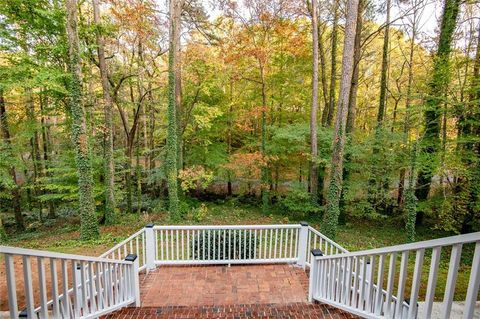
[0,201,475,309]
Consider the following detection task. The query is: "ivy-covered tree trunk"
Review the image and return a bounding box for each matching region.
[260,63,269,213]
[167,0,180,219]
[322,1,339,127]
[309,0,320,203]
[65,0,99,240]
[174,0,184,170]
[415,0,460,202]
[377,0,391,126]
[0,89,25,231]
[456,25,480,233]
[405,142,418,242]
[93,0,117,224]
[322,0,359,239]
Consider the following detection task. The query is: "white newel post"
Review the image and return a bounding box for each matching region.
[145,224,156,271]
[308,249,323,302]
[125,254,140,306]
[297,222,309,268]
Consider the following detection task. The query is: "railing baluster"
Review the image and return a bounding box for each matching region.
[441,243,463,319]
[463,242,480,319]
[384,252,396,317]
[22,256,35,318]
[80,261,89,315]
[394,251,409,319]
[88,262,97,313]
[71,261,80,317]
[37,257,48,319]
[49,258,60,318]
[176,229,180,261]
[253,229,257,259]
[351,257,359,308]
[335,258,342,302]
[344,257,352,306]
[374,254,385,315]
[408,249,425,319]
[365,255,375,312]
[61,259,69,316]
[170,229,174,261]
[357,256,366,311]
[5,254,18,319]
[95,262,103,310]
[181,229,185,260]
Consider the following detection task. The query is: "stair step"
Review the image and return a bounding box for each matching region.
[102,302,359,318]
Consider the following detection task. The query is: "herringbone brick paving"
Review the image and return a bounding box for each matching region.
[104,303,357,318]
[103,264,358,318]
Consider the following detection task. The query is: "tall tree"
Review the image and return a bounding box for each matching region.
[0,89,25,231]
[398,0,423,205]
[65,0,99,240]
[309,0,320,202]
[167,0,181,219]
[322,0,359,239]
[322,1,339,127]
[377,0,391,126]
[346,0,364,134]
[93,0,117,224]
[415,0,461,202]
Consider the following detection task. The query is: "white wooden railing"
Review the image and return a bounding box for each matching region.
[1,246,140,319]
[308,232,480,319]
[136,223,342,267]
[99,228,146,272]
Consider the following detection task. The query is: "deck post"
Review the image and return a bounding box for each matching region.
[125,254,140,306]
[145,224,156,271]
[309,249,323,302]
[297,222,309,268]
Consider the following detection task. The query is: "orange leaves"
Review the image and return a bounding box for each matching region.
[223,152,277,180]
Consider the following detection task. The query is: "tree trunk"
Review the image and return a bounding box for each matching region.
[39,93,56,218]
[398,2,419,206]
[346,0,364,134]
[65,0,99,240]
[260,62,269,213]
[0,89,25,231]
[377,0,391,126]
[309,0,319,202]
[167,0,180,219]
[415,0,460,202]
[174,0,184,170]
[93,0,117,224]
[321,0,359,239]
[322,2,339,127]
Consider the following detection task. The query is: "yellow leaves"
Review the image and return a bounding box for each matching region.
[178,165,214,191]
[193,103,223,130]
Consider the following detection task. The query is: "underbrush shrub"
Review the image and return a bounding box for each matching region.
[189,229,257,260]
[277,188,320,217]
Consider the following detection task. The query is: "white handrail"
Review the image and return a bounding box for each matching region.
[100,228,145,258]
[312,232,480,260]
[151,224,306,266]
[153,224,301,230]
[308,232,480,319]
[1,246,140,319]
[0,245,131,264]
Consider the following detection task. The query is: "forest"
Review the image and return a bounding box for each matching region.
[0,0,479,245]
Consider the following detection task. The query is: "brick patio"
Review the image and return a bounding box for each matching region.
[140,264,309,307]
[103,264,357,318]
